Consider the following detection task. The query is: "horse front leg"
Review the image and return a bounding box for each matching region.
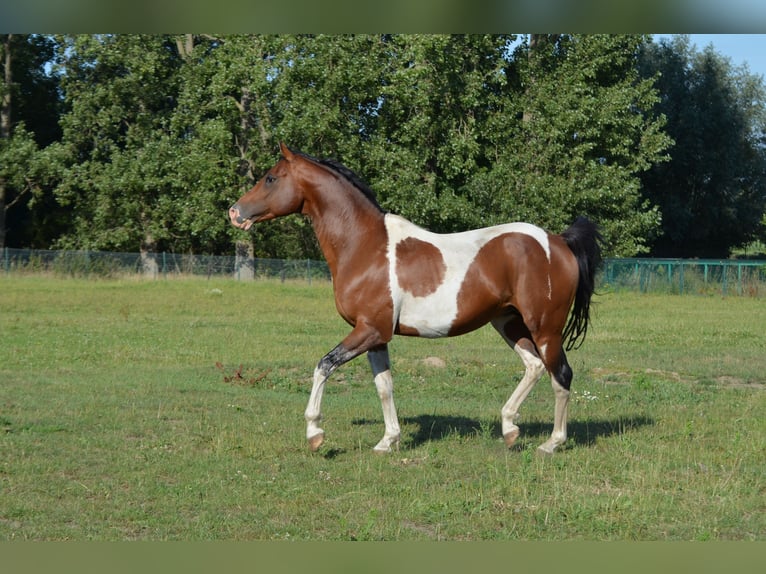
[305,343,353,451]
[367,345,401,453]
[305,325,387,452]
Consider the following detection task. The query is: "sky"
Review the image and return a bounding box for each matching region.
[655,34,766,78]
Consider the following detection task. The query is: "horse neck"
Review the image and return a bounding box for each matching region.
[302,178,386,277]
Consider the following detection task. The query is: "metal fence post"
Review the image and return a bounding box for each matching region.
[679,262,684,295]
[737,262,743,295]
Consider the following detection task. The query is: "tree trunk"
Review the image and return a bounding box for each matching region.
[235,86,258,182]
[140,232,159,278]
[234,239,254,280]
[176,34,194,60]
[521,34,538,125]
[522,34,560,125]
[0,34,13,250]
[233,84,258,278]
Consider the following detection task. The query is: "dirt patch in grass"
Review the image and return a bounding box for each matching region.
[712,375,764,389]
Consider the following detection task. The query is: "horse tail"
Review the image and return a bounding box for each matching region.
[560,216,604,351]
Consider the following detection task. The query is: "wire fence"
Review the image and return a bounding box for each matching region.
[1,248,332,284]
[3,248,766,297]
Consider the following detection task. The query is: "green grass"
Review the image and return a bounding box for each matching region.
[0,276,764,540]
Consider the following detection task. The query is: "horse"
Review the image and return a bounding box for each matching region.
[229,142,603,455]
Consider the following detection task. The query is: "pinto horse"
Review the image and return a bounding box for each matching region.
[229,143,602,454]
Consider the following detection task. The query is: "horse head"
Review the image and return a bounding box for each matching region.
[229,142,306,230]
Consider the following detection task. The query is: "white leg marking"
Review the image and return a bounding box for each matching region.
[501,347,546,446]
[491,319,546,448]
[305,365,328,450]
[537,377,570,454]
[368,348,401,453]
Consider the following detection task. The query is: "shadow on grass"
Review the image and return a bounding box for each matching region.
[351,414,655,449]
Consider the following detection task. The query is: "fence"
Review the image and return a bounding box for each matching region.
[1,247,332,284]
[603,258,766,297]
[3,248,766,297]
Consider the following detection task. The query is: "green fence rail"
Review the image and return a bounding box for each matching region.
[603,258,766,296]
[3,248,766,297]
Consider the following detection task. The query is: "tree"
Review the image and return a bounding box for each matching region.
[638,35,766,257]
[466,34,671,256]
[261,34,397,255]
[169,34,317,259]
[363,34,514,233]
[7,34,681,260]
[51,34,185,265]
[0,34,61,250]
[166,34,674,258]
[1,33,16,251]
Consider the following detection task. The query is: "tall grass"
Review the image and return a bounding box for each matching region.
[0,276,763,540]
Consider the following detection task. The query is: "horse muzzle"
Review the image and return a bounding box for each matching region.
[229,205,254,230]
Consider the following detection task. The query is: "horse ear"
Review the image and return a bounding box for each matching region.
[279,142,294,161]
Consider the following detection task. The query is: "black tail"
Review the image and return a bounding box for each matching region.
[560,216,604,351]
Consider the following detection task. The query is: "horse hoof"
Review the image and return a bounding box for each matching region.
[536,444,556,456]
[503,428,520,448]
[308,432,325,452]
[373,437,399,454]
[373,441,399,454]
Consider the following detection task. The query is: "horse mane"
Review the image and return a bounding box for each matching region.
[291,148,385,213]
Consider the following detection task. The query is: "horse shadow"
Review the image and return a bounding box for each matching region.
[351,413,655,450]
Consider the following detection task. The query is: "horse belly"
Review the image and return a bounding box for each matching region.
[396,290,459,338]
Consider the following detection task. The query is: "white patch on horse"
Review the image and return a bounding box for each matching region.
[547,274,552,300]
[385,214,551,338]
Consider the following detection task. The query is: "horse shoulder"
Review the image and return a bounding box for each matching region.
[320,228,398,346]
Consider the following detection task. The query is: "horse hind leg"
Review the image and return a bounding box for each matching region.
[491,316,546,449]
[367,345,401,453]
[536,343,573,455]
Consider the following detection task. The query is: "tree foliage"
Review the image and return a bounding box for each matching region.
[0,34,61,249]
[466,34,670,256]
[50,35,183,253]
[3,34,765,259]
[638,35,766,257]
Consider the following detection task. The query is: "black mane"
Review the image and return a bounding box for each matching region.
[292,148,385,213]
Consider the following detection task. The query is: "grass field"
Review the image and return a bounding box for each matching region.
[0,276,763,540]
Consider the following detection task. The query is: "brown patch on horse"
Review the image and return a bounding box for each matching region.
[448,233,573,337]
[395,323,421,336]
[395,237,447,297]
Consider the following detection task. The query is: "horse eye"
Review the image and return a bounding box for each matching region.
[265,174,276,185]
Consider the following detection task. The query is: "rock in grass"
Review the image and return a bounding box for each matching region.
[422,356,446,368]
